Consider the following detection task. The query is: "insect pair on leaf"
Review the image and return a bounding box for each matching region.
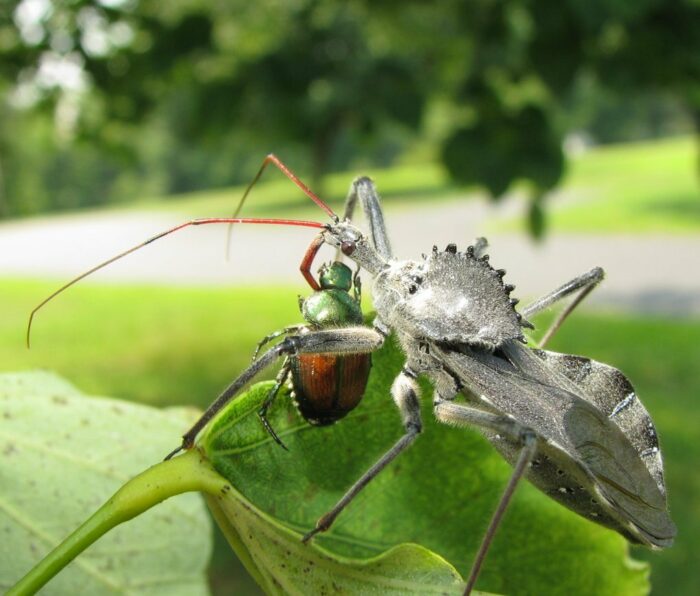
[28,155,676,595]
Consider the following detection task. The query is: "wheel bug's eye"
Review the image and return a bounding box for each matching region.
[341,240,356,255]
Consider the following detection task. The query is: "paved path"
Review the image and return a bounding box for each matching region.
[1,199,699,315]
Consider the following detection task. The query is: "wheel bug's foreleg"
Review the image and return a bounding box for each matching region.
[164,340,290,460]
[302,368,422,543]
[521,267,605,348]
[338,177,393,261]
[164,327,383,460]
[433,399,537,596]
[258,358,293,450]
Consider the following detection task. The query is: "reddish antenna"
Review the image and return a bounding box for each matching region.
[26,216,326,347]
[226,154,338,258]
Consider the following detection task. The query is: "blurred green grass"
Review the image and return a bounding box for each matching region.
[545,135,700,233]
[2,279,698,594]
[111,135,700,235]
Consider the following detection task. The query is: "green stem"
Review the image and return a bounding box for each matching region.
[8,449,228,596]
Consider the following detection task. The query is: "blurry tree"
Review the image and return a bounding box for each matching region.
[0,0,698,230]
[403,0,700,235]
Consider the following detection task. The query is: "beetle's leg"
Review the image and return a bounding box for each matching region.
[164,326,383,460]
[521,267,605,348]
[258,358,293,450]
[433,398,537,596]
[252,325,305,361]
[302,367,422,543]
[353,263,362,302]
[337,177,393,261]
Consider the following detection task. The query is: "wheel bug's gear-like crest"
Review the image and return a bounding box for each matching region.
[373,245,526,349]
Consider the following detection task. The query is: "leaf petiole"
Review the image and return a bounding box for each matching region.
[8,449,227,596]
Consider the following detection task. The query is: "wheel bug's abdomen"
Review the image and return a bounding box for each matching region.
[291,352,372,425]
[292,261,371,425]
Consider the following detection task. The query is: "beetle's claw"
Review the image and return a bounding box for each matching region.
[258,411,290,451]
[164,438,190,461]
[163,444,184,461]
[301,513,332,543]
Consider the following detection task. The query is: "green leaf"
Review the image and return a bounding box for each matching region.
[202,336,650,596]
[205,480,468,595]
[2,373,471,595]
[0,372,212,596]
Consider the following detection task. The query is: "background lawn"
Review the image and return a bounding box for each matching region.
[544,136,700,234]
[2,279,697,595]
[83,136,700,236]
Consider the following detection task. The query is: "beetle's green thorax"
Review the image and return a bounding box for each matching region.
[301,261,364,328]
[319,262,353,291]
[302,289,363,327]
[301,262,363,327]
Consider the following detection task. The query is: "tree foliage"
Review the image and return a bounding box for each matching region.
[0,0,698,226]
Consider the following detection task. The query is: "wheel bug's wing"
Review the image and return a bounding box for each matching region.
[434,342,676,548]
[528,350,666,496]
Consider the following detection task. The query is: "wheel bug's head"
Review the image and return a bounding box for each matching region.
[323,220,388,277]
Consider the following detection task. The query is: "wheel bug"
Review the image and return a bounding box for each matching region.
[28,155,676,595]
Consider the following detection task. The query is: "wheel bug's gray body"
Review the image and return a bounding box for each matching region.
[317,188,674,550]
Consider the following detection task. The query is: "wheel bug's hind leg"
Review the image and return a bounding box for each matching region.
[434,399,537,596]
[522,267,605,348]
[165,327,383,460]
[258,358,292,450]
[302,368,422,543]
